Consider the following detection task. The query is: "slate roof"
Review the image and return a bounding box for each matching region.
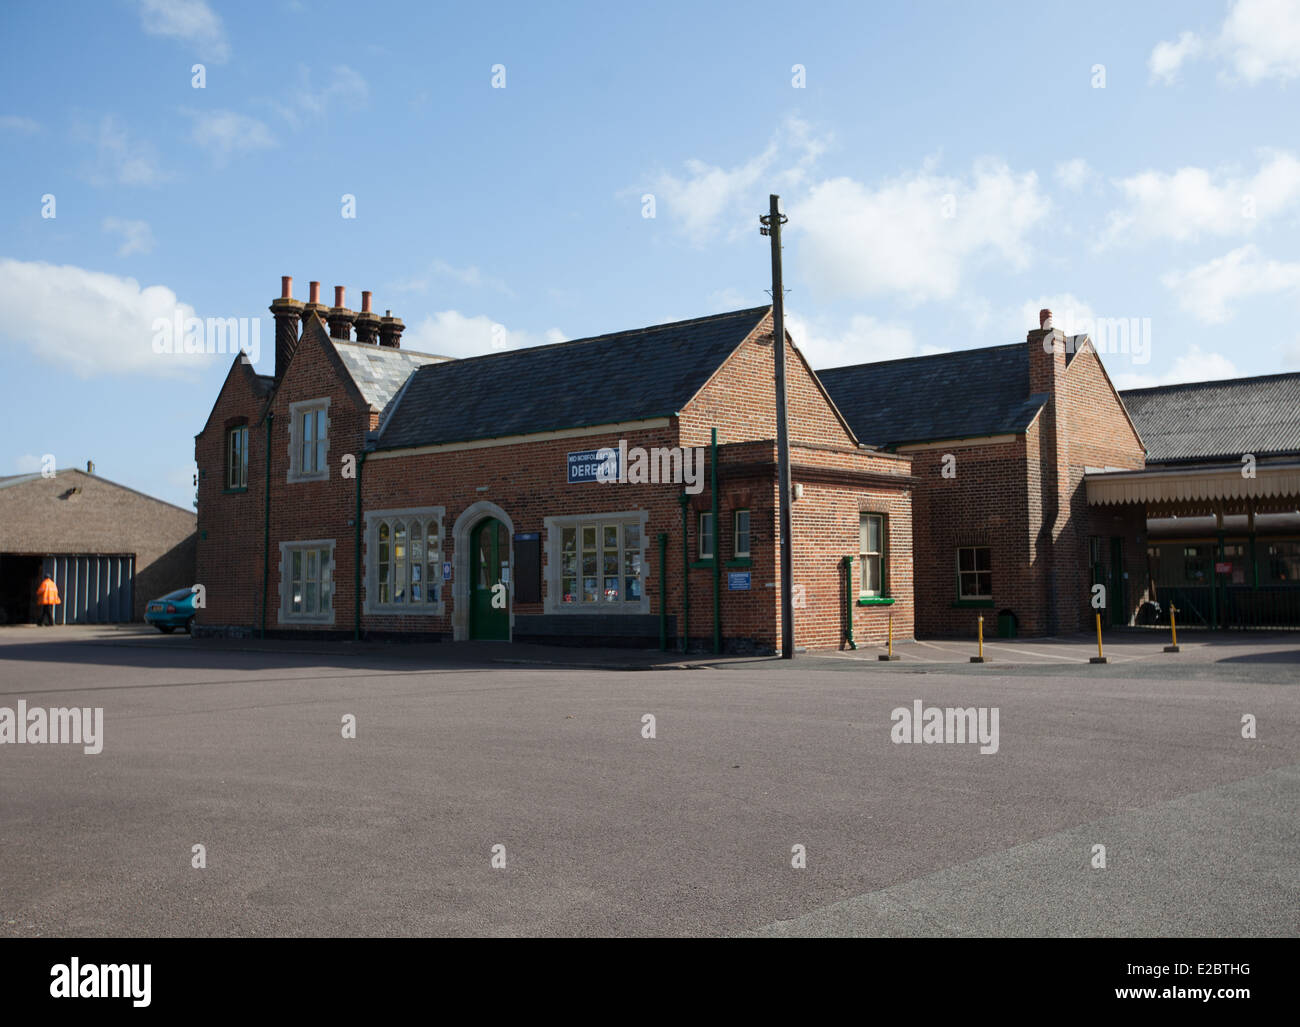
[375,307,770,451]
[1120,372,1300,464]
[331,338,450,421]
[816,343,1047,447]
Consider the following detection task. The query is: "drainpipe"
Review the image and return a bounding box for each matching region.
[842,555,857,650]
[354,450,367,641]
[679,493,690,652]
[658,532,667,651]
[260,411,274,639]
[712,427,721,655]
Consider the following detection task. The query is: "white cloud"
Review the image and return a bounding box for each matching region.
[1148,31,1204,83]
[14,454,43,473]
[390,261,513,297]
[791,158,1050,304]
[135,0,230,63]
[0,259,207,378]
[1055,157,1094,191]
[403,310,566,359]
[1161,244,1300,322]
[1013,293,1098,338]
[1149,0,1300,85]
[0,115,41,134]
[82,115,166,187]
[1099,151,1300,247]
[273,65,369,128]
[1219,0,1300,82]
[706,287,751,310]
[1112,347,1239,390]
[185,109,276,162]
[647,117,827,244]
[102,217,156,256]
[787,310,927,369]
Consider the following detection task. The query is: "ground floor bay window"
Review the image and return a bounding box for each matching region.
[363,507,446,615]
[544,511,649,613]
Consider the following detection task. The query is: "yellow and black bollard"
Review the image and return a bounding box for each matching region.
[1090,611,1108,664]
[1164,603,1180,653]
[879,611,900,661]
[970,614,987,663]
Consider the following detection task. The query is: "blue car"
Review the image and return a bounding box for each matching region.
[144,588,197,634]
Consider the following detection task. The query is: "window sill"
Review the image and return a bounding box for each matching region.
[724,557,752,568]
[857,596,895,606]
[952,599,994,608]
[690,559,715,569]
[221,486,248,495]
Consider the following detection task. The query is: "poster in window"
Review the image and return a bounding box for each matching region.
[412,564,422,583]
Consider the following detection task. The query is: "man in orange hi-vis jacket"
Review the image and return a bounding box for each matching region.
[36,573,60,626]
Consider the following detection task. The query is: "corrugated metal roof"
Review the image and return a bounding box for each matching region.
[375,306,770,451]
[1121,373,1300,463]
[817,343,1046,447]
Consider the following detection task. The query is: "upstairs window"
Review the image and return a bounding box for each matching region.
[226,425,248,489]
[287,398,330,482]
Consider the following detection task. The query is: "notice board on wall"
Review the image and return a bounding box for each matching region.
[514,532,541,603]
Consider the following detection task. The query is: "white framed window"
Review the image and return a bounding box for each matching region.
[860,513,885,596]
[278,540,334,624]
[287,398,330,482]
[733,509,750,559]
[226,425,248,489]
[364,507,446,614]
[698,512,714,561]
[544,511,649,613]
[957,545,992,599]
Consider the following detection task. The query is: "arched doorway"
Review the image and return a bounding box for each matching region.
[469,517,510,640]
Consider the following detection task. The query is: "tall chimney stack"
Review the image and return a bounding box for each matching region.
[354,290,381,344]
[300,280,328,329]
[1028,307,1065,396]
[378,308,405,349]
[270,275,304,380]
[326,285,356,340]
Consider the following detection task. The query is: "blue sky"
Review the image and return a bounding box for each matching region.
[2,0,1299,509]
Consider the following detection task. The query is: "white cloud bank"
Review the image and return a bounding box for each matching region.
[1149,0,1300,85]
[403,310,566,359]
[0,259,208,378]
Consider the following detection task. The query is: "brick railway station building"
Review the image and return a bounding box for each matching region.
[195,282,1300,650]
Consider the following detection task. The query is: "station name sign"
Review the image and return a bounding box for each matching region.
[568,448,620,484]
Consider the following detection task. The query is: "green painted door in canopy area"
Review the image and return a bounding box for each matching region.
[470,518,510,640]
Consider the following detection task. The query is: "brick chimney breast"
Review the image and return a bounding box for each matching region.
[354,290,381,344]
[326,284,356,341]
[300,279,328,328]
[378,310,405,349]
[270,275,305,380]
[1027,315,1065,396]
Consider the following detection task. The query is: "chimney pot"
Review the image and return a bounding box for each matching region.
[309,281,321,304]
[334,285,345,308]
[281,275,293,299]
[361,291,372,314]
[1039,308,1053,330]
[86,460,94,474]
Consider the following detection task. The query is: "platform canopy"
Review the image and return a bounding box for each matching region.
[1085,461,1300,518]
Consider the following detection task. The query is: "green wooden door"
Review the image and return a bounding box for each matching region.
[470,518,510,640]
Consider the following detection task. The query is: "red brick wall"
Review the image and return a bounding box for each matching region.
[195,311,915,651]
